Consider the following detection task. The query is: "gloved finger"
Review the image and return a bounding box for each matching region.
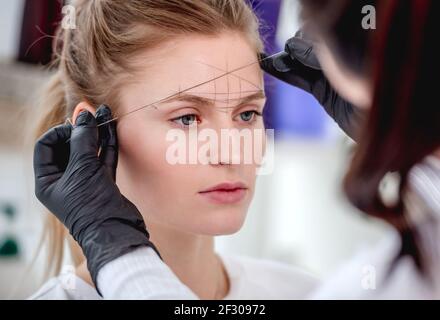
[33,124,72,178]
[285,36,321,70]
[96,104,111,145]
[96,105,118,181]
[259,52,299,82]
[260,51,318,93]
[69,110,99,160]
[260,52,295,73]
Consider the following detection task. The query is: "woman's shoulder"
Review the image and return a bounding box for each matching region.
[28,270,101,300]
[219,253,319,299]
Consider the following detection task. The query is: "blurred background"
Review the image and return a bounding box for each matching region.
[0,0,390,299]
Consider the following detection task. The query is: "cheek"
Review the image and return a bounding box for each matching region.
[250,121,267,168]
[317,43,372,109]
[118,120,167,170]
[117,119,198,202]
[116,119,174,202]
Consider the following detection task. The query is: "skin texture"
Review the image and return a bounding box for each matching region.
[73,32,266,299]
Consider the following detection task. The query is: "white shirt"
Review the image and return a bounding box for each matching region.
[29,253,318,300]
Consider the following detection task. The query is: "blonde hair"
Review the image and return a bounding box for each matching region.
[32,0,263,278]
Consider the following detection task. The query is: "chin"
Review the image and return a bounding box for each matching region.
[191,208,248,236]
[209,224,244,236]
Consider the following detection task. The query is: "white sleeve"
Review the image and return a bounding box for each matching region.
[97,247,198,300]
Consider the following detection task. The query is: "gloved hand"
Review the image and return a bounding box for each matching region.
[260,29,364,140]
[33,105,159,287]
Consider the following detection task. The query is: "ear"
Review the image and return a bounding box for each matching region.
[72,102,96,125]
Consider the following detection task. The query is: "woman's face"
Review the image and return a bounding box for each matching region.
[115,32,266,235]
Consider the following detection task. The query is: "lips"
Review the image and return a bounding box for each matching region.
[199,182,248,204]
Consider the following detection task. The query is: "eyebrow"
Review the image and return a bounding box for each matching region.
[160,90,266,109]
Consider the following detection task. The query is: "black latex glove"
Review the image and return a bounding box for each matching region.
[33,105,159,287]
[260,30,364,140]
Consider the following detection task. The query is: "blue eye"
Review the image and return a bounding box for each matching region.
[172,114,199,127]
[239,111,262,122]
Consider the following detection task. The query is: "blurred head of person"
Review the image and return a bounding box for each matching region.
[301,0,440,273]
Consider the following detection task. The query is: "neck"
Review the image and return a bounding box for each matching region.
[146,219,230,300]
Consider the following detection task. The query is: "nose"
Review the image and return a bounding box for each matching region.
[205,114,244,167]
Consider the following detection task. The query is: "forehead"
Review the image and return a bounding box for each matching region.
[123,32,263,105]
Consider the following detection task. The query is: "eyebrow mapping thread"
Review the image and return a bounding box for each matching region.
[94,52,280,127]
[196,61,263,92]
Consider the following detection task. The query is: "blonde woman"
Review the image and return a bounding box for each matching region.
[30,0,318,300]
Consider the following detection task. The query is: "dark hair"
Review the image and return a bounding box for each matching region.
[301,0,440,273]
[301,0,374,74]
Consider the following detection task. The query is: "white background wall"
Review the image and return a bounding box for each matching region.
[0,0,24,60]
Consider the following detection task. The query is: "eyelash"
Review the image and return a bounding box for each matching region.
[171,114,201,128]
[170,110,263,128]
